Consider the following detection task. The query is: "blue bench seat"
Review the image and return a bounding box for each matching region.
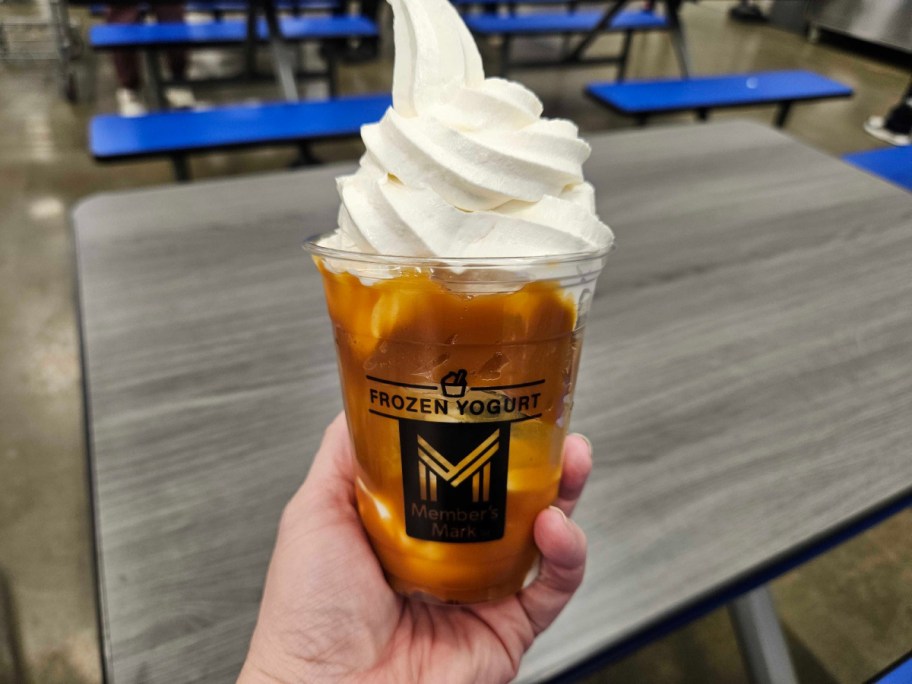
[843,146,912,192]
[871,650,912,684]
[187,0,337,10]
[89,15,376,49]
[89,0,338,16]
[452,0,604,5]
[90,93,391,179]
[587,70,853,127]
[464,9,668,35]
[91,93,390,158]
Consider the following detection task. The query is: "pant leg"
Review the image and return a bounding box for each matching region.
[153,4,189,80]
[106,5,143,90]
[362,0,379,46]
[362,0,379,20]
[883,76,912,134]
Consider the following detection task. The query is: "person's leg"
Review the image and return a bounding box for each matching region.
[361,0,379,53]
[900,77,912,102]
[153,4,197,108]
[321,0,348,63]
[883,78,912,132]
[362,0,379,21]
[106,5,147,115]
[154,4,188,81]
[339,0,378,62]
[865,77,912,146]
[106,5,142,90]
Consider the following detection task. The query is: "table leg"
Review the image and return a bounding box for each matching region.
[728,586,798,684]
[616,29,633,82]
[171,155,190,182]
[326,45,338,97]
[260,0,299,101]
[51,0,77,101]
[565,0,625,63]
[664,0,692,78]
[560,0,580,53]
[292,143,318,166]
[143,48,167,110]
[774,102,793,128]
[499,35,511,78]
[244,4,258,78]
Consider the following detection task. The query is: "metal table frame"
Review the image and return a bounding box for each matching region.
[475,0,691,79]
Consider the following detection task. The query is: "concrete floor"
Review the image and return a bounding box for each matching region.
[1,1,910,682]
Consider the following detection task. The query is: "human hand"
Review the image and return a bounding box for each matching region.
[238,412,592,684]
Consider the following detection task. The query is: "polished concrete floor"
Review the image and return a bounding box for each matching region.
[0,2,910,682]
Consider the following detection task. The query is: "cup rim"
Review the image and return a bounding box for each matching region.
[304,233,613,268]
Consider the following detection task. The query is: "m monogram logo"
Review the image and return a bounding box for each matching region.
[416,430,500,503]
[398,419,511,542]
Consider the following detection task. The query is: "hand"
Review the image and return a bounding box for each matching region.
[239,413,592,684]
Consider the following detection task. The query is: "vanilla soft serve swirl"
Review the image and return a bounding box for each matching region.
[321,0,614,257]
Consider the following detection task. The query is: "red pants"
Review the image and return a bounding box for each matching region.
[106,4,188,90]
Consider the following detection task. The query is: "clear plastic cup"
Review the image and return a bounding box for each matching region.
[307,241,609,604]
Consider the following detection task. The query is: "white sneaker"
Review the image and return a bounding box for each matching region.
[116,88,147,117]
[165,86,197,110]
[864,116,911,146]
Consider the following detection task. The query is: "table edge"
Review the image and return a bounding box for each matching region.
[539,486,912,682]
[70,213,115,683]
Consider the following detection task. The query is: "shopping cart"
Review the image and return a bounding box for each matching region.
[0,0,82,101]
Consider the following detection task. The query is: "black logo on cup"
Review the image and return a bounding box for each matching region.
[398,419,510,542]
[366,371,546,543]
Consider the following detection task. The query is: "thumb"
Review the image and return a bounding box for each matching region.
[516,506,587,636]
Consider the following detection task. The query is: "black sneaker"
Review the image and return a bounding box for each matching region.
[884,100,912,135]
[864,101,912,146]
[729,3,767,22]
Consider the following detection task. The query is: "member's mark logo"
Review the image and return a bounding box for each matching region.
[399,419,510,542]
[416,428,500,503]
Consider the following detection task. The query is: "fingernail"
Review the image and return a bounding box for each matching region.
[570,432,592,453]
[550,505,571,526]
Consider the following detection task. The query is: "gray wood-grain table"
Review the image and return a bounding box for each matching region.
[72,121,912,683]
